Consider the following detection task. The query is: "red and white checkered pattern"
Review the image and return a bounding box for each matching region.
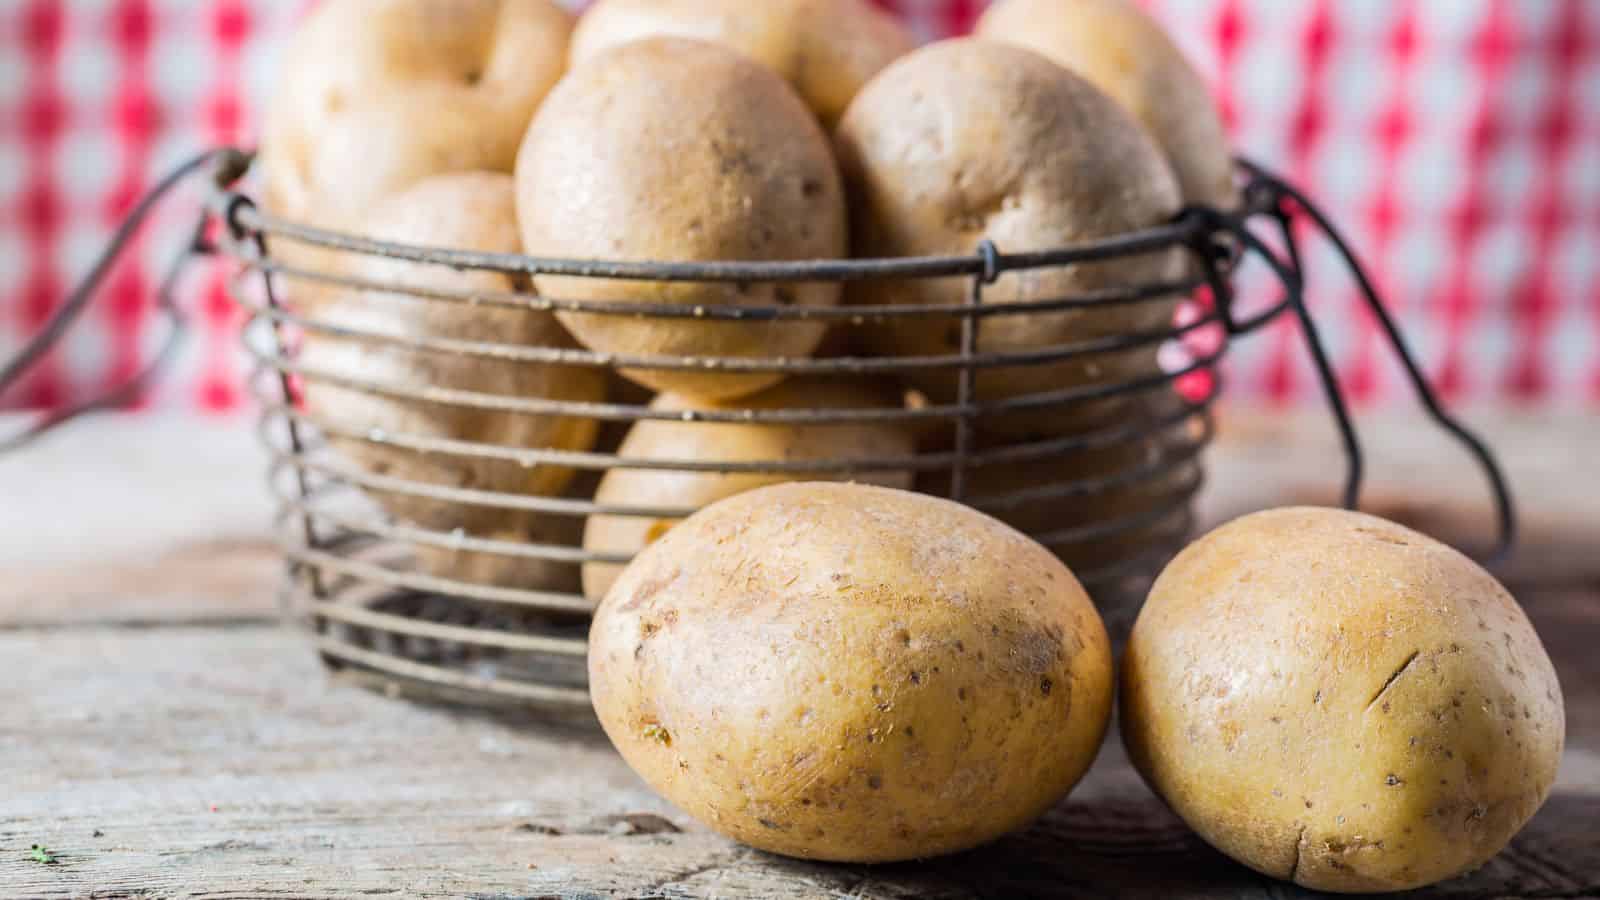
[3,0,1598,413]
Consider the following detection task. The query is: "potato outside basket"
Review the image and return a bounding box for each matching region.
[0,148,1513,719]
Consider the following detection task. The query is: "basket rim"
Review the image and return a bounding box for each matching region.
[237,255,1208,323]
[212,172,1260,287]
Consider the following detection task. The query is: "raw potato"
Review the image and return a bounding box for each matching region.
[261,0,571,232]
[516,37,848,400]
[978,0,1237,209]
[835,39,1184,434]
[589,482,1114,862]
[299,172,605,590]
[1122,507,1565,892]
[570,0,913,127]
[581,378,916,600]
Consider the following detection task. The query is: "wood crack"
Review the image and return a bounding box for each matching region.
[1367,650,1422,711]
[637,848,747,897]
[0,616,282,633]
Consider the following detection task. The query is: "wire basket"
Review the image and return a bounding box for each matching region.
[0,148,1513,717]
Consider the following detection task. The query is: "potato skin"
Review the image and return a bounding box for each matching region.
[589,482,1113,862]
[978,0,1236,210]
[570,0,913,127]
[581,378,916,601]
[299,172,604,589]
[834,39,1184,435]
[516,37,848,400]
[261,0,571,231]
[1123,507,1565,892]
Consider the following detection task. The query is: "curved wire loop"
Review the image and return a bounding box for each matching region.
[0,148,248,450]
[1218,159,1514,561]
[1228,157,1516,557]
[0,145,1517,709]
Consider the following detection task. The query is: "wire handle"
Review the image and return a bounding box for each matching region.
[0,148,244,451]
[1210,159,1517,562]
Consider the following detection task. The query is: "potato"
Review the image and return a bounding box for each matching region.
[834,39,1184,434]
[978,0,1236,210]
[570,0,913,127]
[581,378,915,600]
[256,0,569,304]
[516,37,848,401]
[299,172,605,589]
[261,0,571,232]
[590,483,1112,861]
[1122,507,1565,892]
[258,0,571,310]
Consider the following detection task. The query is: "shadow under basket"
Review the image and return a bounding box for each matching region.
[0,148,1514,719]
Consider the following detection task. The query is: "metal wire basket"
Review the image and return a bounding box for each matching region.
[0,148,1513,717]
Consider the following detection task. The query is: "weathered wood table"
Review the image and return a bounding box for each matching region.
[3,410,1596,898]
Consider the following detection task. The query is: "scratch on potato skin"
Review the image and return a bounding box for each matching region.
[1367,650,1422,712]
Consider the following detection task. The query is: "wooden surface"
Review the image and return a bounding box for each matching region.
[1,410,1596,898]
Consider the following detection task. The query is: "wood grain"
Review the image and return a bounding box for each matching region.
[2,588,1596,899]
[0,415,279,626]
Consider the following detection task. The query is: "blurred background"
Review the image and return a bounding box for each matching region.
[1,0,1598,417]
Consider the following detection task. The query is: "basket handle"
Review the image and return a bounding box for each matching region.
[1196,160,1516,563]
[0,149,247,451]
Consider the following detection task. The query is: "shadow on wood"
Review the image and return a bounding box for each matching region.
[735,792,1600,900]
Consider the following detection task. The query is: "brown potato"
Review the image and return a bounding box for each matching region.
[589,482,1113,862]
[1123,507,1565,892]
[978,0,1237,210]
[834,39,1184,435]
[260,0,571,232]
[299,172,605,590]
[570,0,913,127]
[516,38,848,401]
[581,378,916,600]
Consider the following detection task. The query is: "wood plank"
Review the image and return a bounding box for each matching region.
[3,586,1596,899]
[0,414,280,626]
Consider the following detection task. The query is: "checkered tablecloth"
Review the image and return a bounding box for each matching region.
[3,0,1598,413]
